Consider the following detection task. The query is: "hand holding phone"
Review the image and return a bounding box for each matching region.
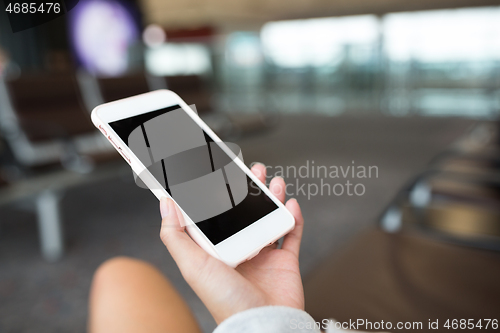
[92,90,295,266]
[159,163,305,324]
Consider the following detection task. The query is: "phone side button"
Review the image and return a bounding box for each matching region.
[98,124,107,136]
[117,147,131,164]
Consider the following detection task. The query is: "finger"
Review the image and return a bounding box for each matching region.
[281,198,304,258]
[269,176,286,204]
[160,198,248,324]
[250,162,267,184]
[159,197,211,273]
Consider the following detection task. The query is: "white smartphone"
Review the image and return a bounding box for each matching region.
[91,89,295,267]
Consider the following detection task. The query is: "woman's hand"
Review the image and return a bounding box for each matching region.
[159,163,305,324]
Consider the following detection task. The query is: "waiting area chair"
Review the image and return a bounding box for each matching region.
[380,122,500,249]
[0,71,122,262]
[304,120,500,326]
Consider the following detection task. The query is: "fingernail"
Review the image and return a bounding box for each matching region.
[272,177,284,186]
[160,197,169,219]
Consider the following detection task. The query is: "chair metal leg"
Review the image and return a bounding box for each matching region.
[36,190,64,262]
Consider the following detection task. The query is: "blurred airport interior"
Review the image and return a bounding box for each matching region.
[0,0,500,331]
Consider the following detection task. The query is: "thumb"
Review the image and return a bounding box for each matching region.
[159,197,211,275]
[159,198,259,324]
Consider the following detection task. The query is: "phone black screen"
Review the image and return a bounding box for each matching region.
[109,105,278,245]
